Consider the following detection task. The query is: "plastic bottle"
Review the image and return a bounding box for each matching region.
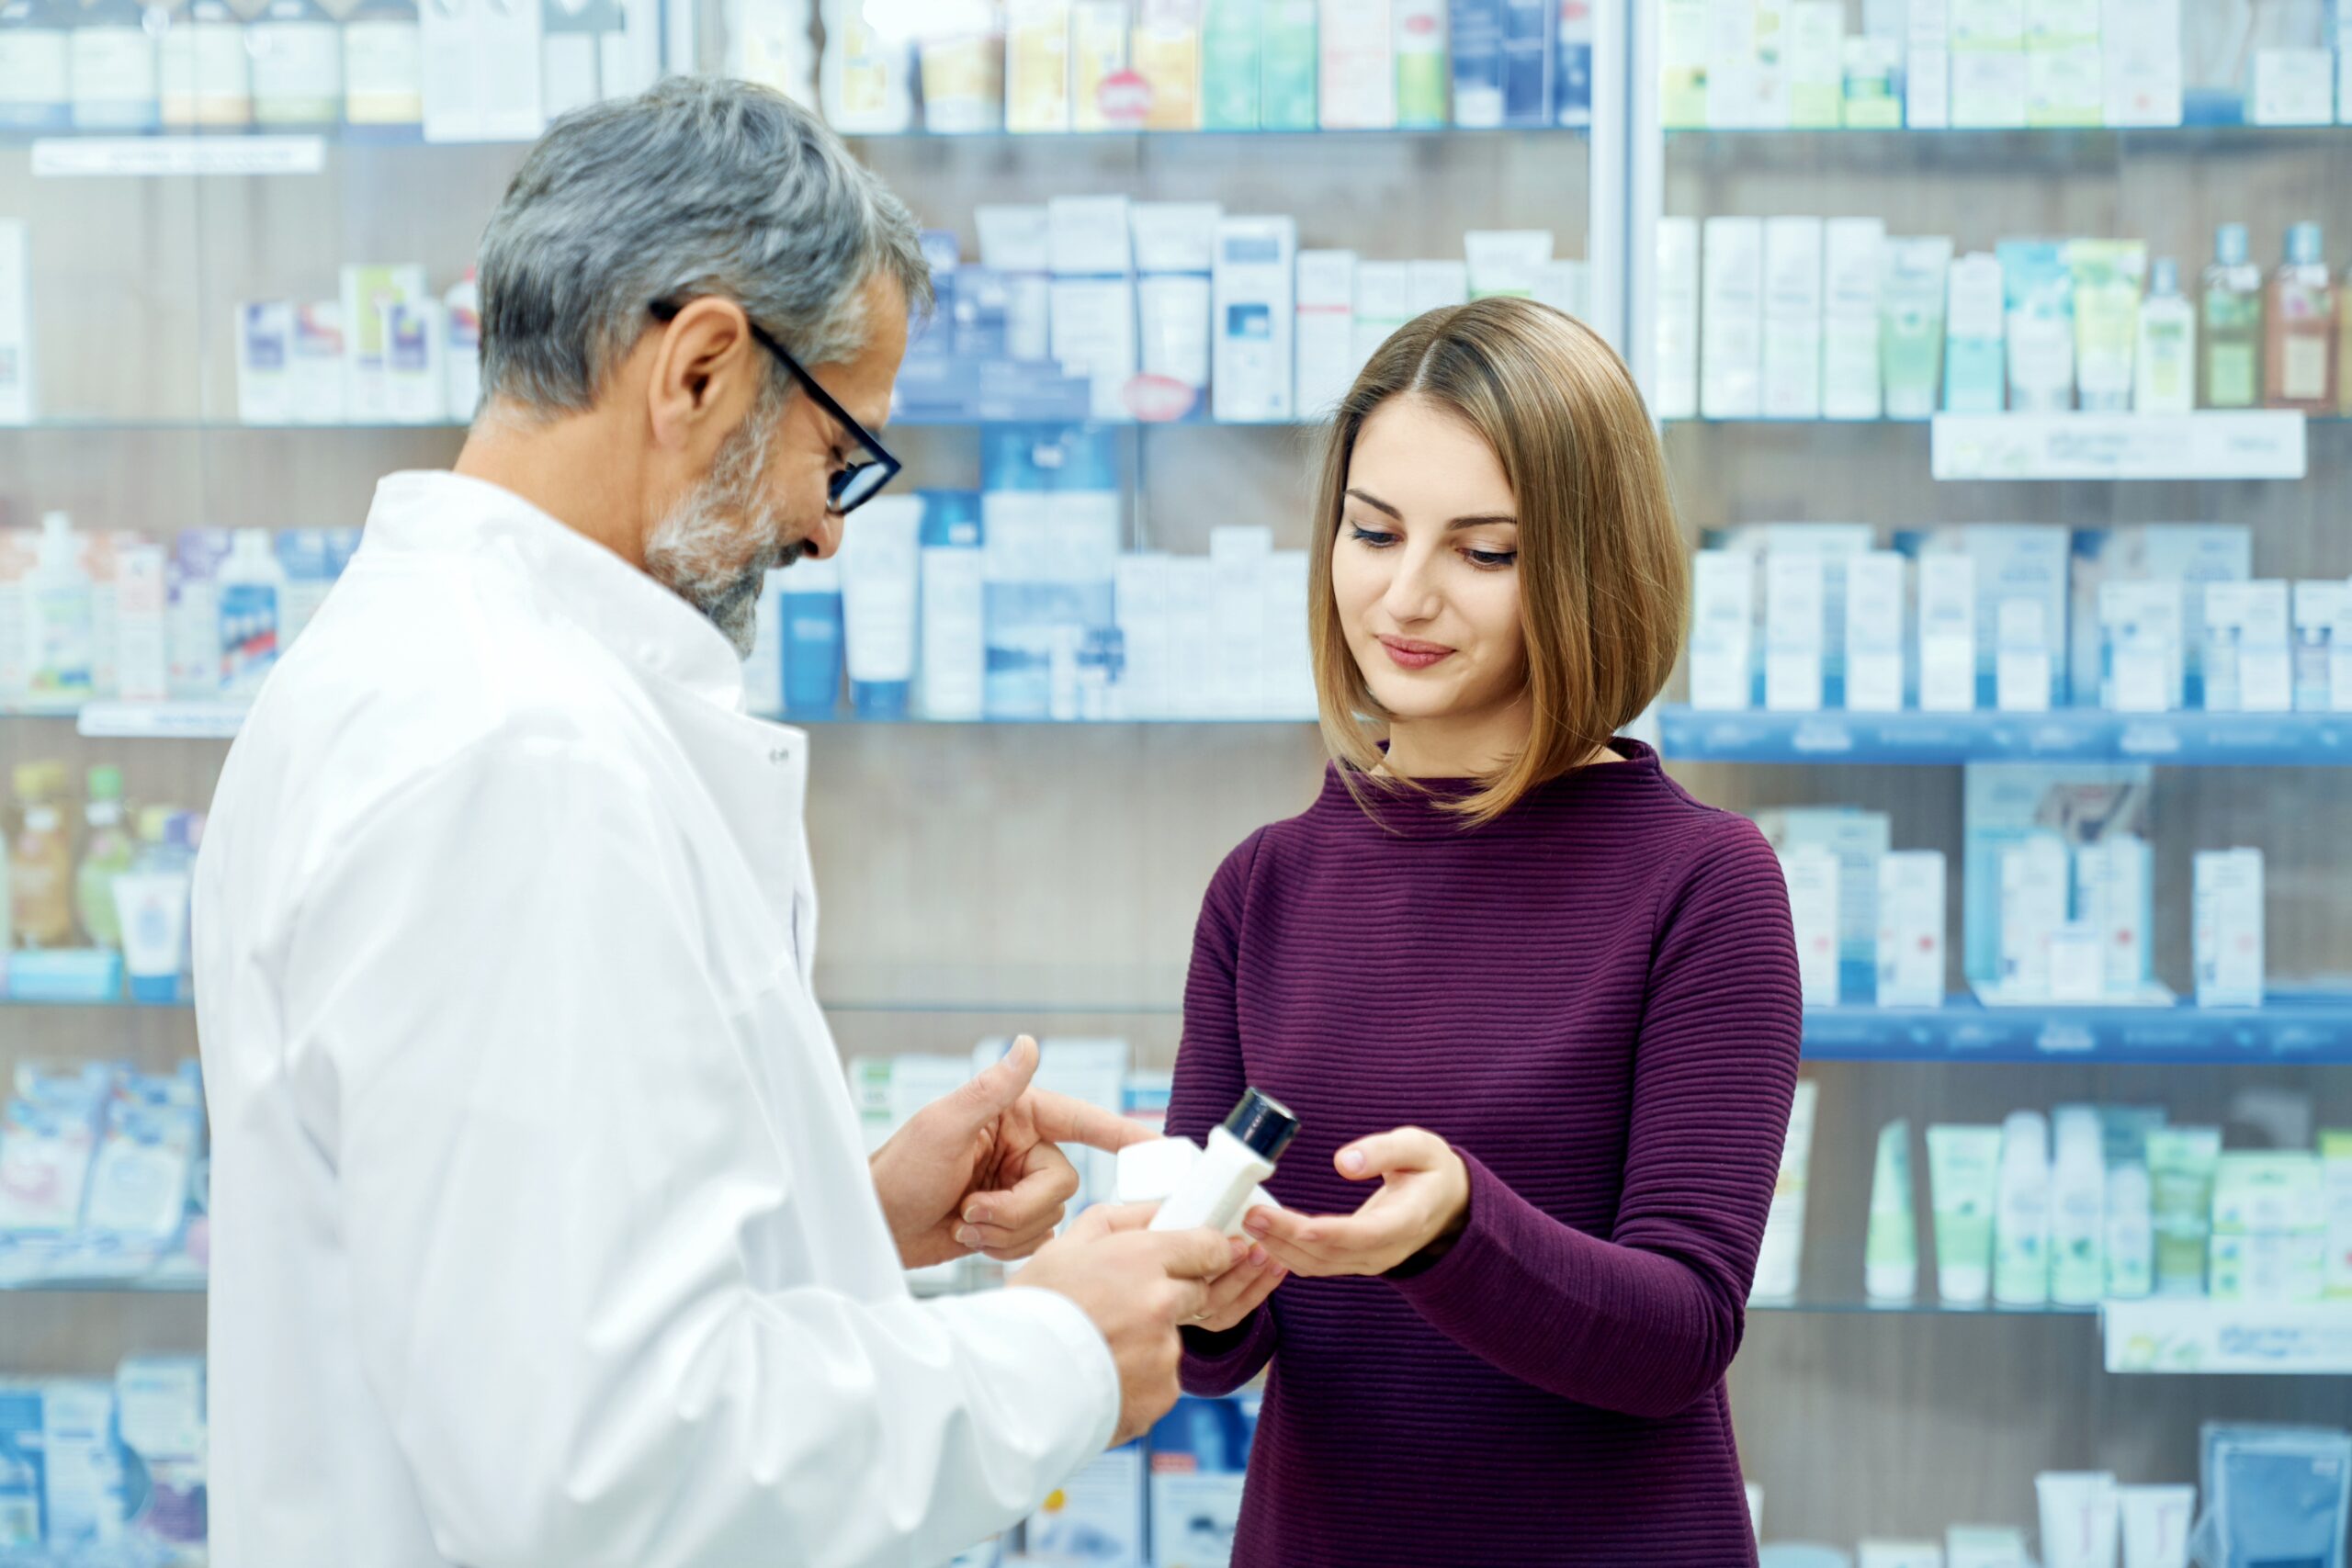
[10,761,77,950]
[26,511,95,708]
[1151,1089,1301,1235]
[540,0,624,121]
[0,0,74,132]
[2265,221,2336,412]
[247,0,344,126]
[444,269,481,422]
[159,0,254,128]
[2199,223,2262,411]
[73,765,135,950]
[216,528,288,700]
[341,0,422,129]
[2132,257,2195,415]
[2048,1106,2106,1306]
[819,0,913,131]
[69,0,161,130]
[2342,258,2352,417]
[1992,1110,2051,1306]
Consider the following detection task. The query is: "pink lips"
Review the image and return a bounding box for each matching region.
[1378,636,1455,671]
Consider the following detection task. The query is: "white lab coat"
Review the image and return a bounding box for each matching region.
[192,471,1116,1568]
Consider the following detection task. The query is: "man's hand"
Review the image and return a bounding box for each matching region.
[1243,1127,1470,1279]
[869,1035,1154,1269]
[1011,1203,1233,1447]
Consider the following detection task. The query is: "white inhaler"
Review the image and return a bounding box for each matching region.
[1149,1089,1302,1235]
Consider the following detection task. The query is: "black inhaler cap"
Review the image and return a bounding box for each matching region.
[1221,1088,1301,1163]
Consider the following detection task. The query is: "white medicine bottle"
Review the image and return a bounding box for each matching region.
[1151,1088,1300,1235]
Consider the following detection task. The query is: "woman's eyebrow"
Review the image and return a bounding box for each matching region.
[1346,488,1517,530]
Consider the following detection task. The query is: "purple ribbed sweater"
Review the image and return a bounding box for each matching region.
[1169,741,1802,1566]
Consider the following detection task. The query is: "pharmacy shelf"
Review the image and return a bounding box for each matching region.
[1657,705,2352,765]
[1663,120,2352,141]
[26,981,2352,1061]
[70,703,252,740]
[846,122,1586,142]
[2102,1299,2352,1375]
[1749,1296,2096,1318]
[47,703,1327,741]
[1799,995,2352,1065]
[0,1272,205,1296]
[1931,411,2308,479]
[0,415,1323,434]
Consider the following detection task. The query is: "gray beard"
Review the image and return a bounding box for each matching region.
[644,411,789,660]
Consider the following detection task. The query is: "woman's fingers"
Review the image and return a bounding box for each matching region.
[1335,1126,1447,1180]
[1192,1244,1286,1332]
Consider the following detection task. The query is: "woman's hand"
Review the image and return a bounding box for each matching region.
[1243,1128,1471,1279]
[1186,1240,1289,1335]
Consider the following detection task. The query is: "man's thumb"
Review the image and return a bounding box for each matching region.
[956,1034,1040,1120]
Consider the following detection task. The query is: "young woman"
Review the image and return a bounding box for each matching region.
[1167,298,1802,1564]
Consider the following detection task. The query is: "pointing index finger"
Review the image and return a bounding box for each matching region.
[1025,1089,1155,1153]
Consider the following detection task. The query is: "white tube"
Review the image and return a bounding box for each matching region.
[2037,1472,2120,1568]
[1750,1079,1818,1302]
[839,495,921,719]
[2117,1484,2193,1568]
[111,870,191,1004]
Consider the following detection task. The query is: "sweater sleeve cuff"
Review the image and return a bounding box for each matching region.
[1180,1304,1277,1397]
[1387,1148,1591,1342]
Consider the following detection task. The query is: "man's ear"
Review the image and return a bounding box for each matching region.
[645,298,760,448]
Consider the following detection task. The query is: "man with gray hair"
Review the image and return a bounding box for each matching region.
[192,76,1235,1568]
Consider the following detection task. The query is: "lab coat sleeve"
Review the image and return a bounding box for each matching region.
[1386,818,1803,1418]
[1169,829,1279,1395]
[279,734,1118,1568]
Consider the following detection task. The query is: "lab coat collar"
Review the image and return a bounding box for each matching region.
[362,469,751,715]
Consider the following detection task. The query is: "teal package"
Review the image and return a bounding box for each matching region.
[1259,0,1317,129]
[1201,0,1261,129]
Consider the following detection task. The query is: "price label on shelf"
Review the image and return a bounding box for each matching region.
[2102,1299,2352,1374]
[1931,412,2308,481]
[31,136,328,180]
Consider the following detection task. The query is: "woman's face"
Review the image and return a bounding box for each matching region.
[1330,394,1527,728]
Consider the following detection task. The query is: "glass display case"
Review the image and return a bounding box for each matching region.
[4,0,2348,1559]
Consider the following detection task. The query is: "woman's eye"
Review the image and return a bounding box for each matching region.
[1349,525,1400,548]
[1464,547,1519,570]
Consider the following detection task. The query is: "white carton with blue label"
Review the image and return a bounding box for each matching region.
[1898,525,2069,712]
[1149,1393,1261,1568]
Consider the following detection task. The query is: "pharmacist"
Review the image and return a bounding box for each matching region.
[191,77,1231,1568]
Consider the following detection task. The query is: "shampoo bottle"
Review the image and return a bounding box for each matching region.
[247,0,345,126]
[2133,256,2195,415]
[25,511,95,708]
[2049,1106,2106,1306]
[69,0,162,130]
[159,0,254,129]
[2103,1159,2154,1299]
[1151,1088,1300,1234]
[342,0,424,130]
[2199,222,2262,410]
[73,765,133,950]
[819,0,915,132]
[0,0,75,133]
[1993,1110,2051,1306]
[1865,1118,1918,1302]
[216,527,288,700]
[2265,221,2335,412]
[9,761,76,949]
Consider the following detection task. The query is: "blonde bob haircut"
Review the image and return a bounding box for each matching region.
[1308,298,1689,827]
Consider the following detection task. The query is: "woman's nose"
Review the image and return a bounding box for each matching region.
[1381,547,1444,623]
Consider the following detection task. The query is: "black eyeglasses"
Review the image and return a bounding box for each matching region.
[649,296,901,515]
